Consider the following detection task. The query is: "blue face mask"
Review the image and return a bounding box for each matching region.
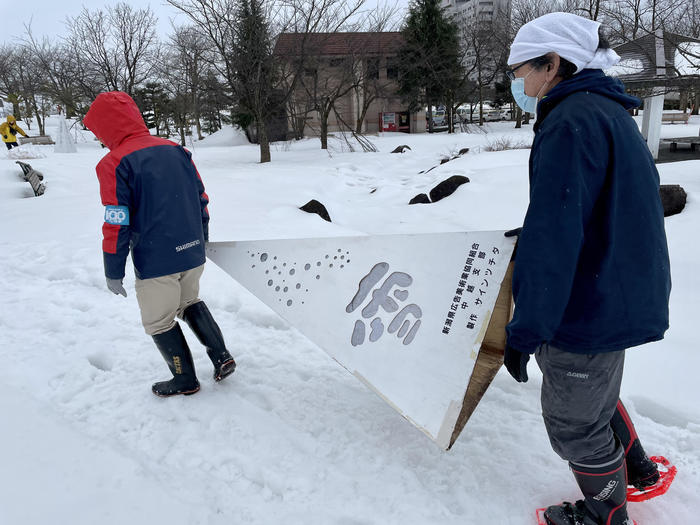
[510,77,538,114]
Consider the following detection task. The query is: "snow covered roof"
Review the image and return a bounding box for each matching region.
[612,30,700,86]
[605,58,645,78]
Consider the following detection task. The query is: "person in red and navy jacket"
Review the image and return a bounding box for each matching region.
[84,91,236,397]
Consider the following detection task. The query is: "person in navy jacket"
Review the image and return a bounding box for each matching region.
[84,91,236,397]
[503,13,671,525]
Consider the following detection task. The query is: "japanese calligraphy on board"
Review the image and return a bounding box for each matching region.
[206,232,515,449]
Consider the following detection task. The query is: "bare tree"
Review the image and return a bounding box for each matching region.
[350,50,394,134]
[170,25,213,140]
[159,49,192,146]
[11,47,50,134]
[65,2,160,95]
[23,28,92,117]
[350,4,402,134]
[0,46,24,118]
[460,21,510,126]
[600,0,647,42]
[298,45,359,148]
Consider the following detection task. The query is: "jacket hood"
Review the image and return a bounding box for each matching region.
[83,91,149,149]
[7,115,16,124]
[536,69,640,127]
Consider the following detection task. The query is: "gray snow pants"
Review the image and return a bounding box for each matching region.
[535,343,625,465]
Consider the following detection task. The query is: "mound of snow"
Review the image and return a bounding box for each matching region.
[5,144,47,160]
[196,126,249,147]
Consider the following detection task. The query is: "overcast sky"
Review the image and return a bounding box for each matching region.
[4,1,184,40]
[4,0,406,42]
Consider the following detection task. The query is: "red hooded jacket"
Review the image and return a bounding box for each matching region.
[84,92,209,280]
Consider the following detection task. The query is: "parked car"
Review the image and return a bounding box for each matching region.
[456,107,471,122]
[426,109,447,129]
[483,109,509,121]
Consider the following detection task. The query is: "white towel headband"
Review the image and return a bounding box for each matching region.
[508,12,620,73]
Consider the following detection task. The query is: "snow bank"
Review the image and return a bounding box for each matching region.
[196,125,250,147]
[3,144,48,160]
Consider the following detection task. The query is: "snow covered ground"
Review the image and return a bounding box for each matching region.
[1,115,698,525]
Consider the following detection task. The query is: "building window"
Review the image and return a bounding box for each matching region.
[386,60,398,79]
[366,58,380,79]
[329,58,345,68]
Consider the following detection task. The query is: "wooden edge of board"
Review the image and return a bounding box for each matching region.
[447,261,514,449]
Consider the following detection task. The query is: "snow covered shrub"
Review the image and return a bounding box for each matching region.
[483,137,531,152]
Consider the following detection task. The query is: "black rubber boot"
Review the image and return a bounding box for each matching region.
[151,323,201,397]
[182,301,236,382]
[544,447,632,525]
[543,500,594,525]
[610,400,660,489]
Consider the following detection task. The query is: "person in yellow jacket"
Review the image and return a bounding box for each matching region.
[1,115,28,150]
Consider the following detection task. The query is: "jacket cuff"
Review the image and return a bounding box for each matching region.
[505,333,541,354]
[103,252,126,280]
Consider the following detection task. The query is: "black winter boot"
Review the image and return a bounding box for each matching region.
[182,301,236,382]
[544,447,633,525]
[610,400,659,489]
[151,323,201,397]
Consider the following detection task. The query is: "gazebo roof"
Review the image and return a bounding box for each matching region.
[609,30,700,89]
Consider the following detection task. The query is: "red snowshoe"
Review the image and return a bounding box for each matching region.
[535,456,676,524]
[626,456,677,502]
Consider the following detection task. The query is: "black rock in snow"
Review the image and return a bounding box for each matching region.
[429,175,470,203]
[299,199,332,222]
[408,193,431,205]
[659,185,687,217]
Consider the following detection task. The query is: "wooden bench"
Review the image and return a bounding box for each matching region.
[19,135,55,145]
[15,161,45,196]
[661,113,690,124]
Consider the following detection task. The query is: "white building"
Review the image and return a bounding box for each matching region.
[441,0,511,87]
[441,0,508,26]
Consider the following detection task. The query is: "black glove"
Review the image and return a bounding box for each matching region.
[504,227,522,261]
[504,345,530,383]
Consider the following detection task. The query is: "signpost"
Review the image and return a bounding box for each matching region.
[207,231,515,449]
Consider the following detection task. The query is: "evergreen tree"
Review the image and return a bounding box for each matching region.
[397,0,463,132]
[232,0,276,161]
[134,82,170,136]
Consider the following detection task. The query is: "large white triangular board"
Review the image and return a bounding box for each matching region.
[207,232,515,449]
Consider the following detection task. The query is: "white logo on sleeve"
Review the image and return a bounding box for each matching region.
[104,205,129,225]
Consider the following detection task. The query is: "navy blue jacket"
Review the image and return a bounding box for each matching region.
[506,69,671,354]
[84,92,209,280]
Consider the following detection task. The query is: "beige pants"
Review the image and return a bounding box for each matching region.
[135,264,205,335]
